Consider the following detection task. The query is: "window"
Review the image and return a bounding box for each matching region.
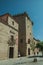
[8,35,15,46]
[28,48,30,55]
[30,33,31,35]
[20,39,23,43]
[37,52,39,55]
[11,35,14,41]
[12,21,14,25]
[28,39,30,44]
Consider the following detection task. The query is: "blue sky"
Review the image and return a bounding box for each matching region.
[0,0,43,41]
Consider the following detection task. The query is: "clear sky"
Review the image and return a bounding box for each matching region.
[0,0,43,41]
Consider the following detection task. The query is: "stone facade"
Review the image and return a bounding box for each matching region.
[33,38,40,54]
[13,12,33,56]
[26,17,33,56]
[0,14,18,60]
[33,38,40,46]
[0,12,39,59]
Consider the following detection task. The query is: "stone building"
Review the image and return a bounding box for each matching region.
[13,12,33,56]
[33,38,40,46]
[0,12,36,59]
[0,13,18,60]
[33,38,40,55]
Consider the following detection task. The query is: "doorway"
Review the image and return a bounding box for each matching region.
[9,47,14,58]
[28,48,30,55]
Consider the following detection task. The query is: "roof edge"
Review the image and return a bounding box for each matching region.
[33,37,40,41]
[13,12,34,25]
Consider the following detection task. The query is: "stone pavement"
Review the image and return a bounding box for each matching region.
[0,57,43,65]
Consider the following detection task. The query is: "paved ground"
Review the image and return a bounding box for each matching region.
[0,57,43,65]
